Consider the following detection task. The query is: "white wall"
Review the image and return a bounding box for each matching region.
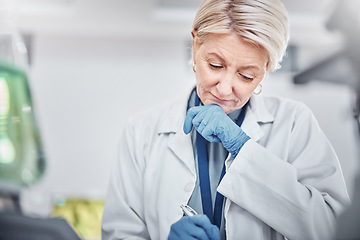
[20,33,359,216]
[21,34,195,215]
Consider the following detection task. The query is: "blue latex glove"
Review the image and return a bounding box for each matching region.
[168,215,220,240]
[183,104,250,159]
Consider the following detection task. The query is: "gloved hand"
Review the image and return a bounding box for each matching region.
[183,104,250,159]
[168,215,220,240]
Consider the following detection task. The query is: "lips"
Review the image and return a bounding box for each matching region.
[211,93,231,102]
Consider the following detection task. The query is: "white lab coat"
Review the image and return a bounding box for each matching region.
[102,88,350,240]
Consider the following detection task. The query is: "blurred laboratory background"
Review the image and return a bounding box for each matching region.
[1,0,359,239]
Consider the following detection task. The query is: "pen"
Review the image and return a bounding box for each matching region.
[180,204,198,217]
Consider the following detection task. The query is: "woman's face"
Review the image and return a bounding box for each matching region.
[192,32,268,114]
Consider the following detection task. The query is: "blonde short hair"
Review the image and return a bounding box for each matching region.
[192,0,289,71]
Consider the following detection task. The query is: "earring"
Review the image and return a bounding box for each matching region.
[192,62,196,73]
[254,84,262,95]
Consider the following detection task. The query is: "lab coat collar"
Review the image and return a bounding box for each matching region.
[157,87,275,169]
[242,94,274,141]
[157,86,193,134]
[157,88,275,136]
[158,87,197,174]
[248,94,275,123]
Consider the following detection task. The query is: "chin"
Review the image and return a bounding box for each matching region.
[211,102,233,114]
[201,99,230,113]
[221,107,233,115]
[219,104,243,114]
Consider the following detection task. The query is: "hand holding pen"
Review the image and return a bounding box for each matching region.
[167,205,220,240]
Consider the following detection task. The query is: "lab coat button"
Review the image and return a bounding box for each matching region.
[184,183,193,192]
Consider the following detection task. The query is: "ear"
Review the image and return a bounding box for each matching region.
[191,29,197,62]
[191,29,197,46]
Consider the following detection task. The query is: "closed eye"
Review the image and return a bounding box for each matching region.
[240,74,254,81]
[209,63,223,69]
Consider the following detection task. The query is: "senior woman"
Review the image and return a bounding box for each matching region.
[102,0,350,239]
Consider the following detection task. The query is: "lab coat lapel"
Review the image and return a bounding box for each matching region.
[241,110,264,142]
[167,126,196,175]
[242,95,275,142]
[157,90,196,176]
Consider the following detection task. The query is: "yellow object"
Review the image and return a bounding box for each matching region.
[52,198,105,240]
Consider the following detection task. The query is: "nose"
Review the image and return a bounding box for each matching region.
[216,72,233,97]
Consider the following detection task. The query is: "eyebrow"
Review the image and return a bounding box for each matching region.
[207,52,263,73]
